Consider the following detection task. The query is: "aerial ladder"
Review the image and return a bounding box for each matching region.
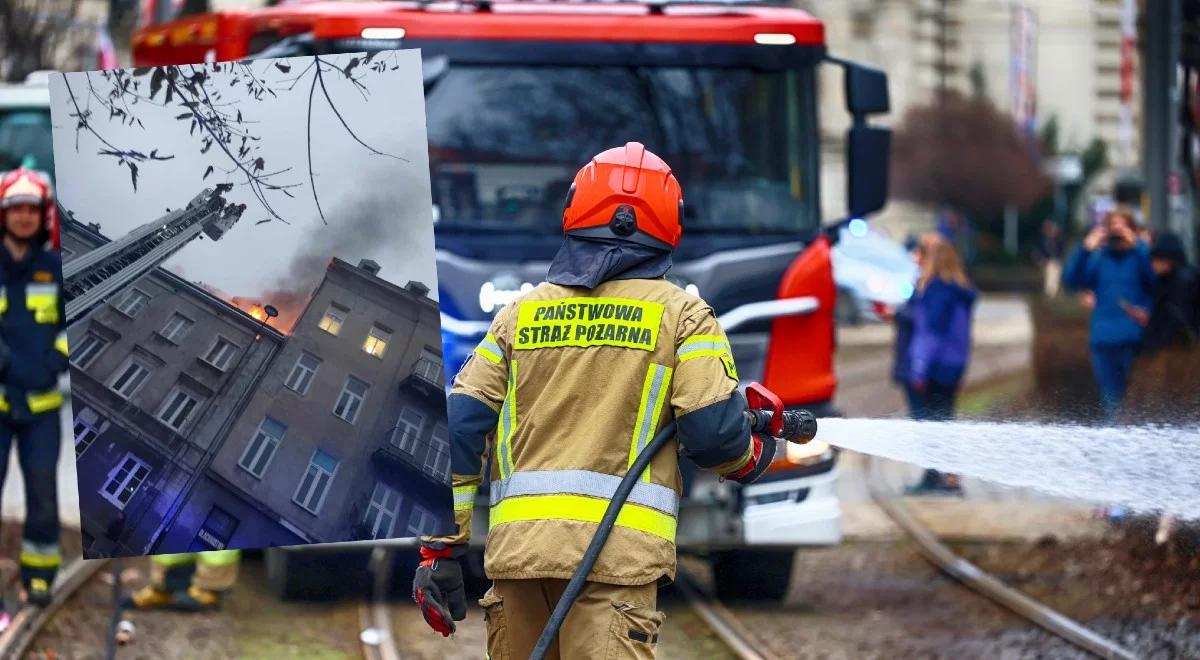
[62,184,246,325]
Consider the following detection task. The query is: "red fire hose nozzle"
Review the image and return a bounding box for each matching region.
[744,382,818,444]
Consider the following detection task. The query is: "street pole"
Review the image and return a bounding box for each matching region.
[1142,0,1182,236]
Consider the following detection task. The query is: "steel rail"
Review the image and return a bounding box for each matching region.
[0,557,110,658]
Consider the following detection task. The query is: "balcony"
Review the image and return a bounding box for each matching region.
[371,444,444,488]
[399,357,445,401]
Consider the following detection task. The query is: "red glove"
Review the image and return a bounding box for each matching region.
[722,434,777,485]
[412,545,467,637]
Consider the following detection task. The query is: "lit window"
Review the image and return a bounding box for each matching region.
[333,376,368,424]
[363,482,402,539]
[284,352,321,395]
[407,503,437,536]
[294,448,339,514]
[203,337,239,371]
[363,325,390,358]
[390,407,423,452]
[109,359,151,400]
[160,313,193,343]
[100,453,150,509]
[238,417,286,478]
[318,303,348,336]
[70,332,109,369]
[114,289,151,318]
[157,386,202,431]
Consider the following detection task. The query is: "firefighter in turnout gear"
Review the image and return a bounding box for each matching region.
[414,143,777,658]
[125,550,241,611]
[0,167,69,607]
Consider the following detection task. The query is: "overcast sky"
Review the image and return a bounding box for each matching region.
[48,49,438,304]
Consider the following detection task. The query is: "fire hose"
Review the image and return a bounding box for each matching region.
[529,383,817,660]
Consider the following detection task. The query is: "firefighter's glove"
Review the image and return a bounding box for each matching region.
[722,434,777,485]
[412,545,466,637]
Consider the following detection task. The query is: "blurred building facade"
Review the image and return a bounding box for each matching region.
[63,215,452,556]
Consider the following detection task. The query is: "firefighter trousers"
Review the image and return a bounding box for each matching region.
[479,578,663,660]
[0,412,61,587]
[151,551,241,593]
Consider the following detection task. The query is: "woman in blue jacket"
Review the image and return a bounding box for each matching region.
[1062,207,1155,421]
[897,233,977,494]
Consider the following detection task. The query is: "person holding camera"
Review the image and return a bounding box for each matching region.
[1062,207,1156,421]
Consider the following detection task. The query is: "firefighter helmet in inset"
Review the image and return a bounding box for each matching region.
[0,167,59,250]
[562,142,684,250]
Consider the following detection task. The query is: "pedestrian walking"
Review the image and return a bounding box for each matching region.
[1062,206,1156,421]
[902,233,977,495]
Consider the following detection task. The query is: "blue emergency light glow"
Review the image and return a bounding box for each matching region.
[848,218,868,237]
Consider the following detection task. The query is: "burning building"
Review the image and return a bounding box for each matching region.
[63,213,453,557]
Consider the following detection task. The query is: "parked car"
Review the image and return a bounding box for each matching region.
[0,71,54,178]
[832,221,917,324]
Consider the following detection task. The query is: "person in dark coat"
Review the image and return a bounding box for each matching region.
[1062,207,1156,421]
[1140,231,1199,353]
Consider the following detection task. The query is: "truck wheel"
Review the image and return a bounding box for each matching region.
[265,548,358,600]
[710,549,794,602]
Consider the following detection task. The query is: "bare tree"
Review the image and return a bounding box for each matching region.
[890,90,1051,218]
[0,0,95,82]
[60,52,409,225]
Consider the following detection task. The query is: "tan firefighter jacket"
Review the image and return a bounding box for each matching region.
[423,278,755,586]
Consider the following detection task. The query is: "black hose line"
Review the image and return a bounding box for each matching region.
[530,420,678,660]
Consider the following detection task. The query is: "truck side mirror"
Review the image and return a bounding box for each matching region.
[844,63,889,116]
[848,126,891,219]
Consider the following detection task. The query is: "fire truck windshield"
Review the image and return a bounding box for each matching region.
[426,64,817,236]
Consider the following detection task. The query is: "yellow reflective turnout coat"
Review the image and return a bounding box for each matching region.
[424,278,755,586]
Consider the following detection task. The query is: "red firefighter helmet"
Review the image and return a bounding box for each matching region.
[562,142,684,250]
[0,167,59,251]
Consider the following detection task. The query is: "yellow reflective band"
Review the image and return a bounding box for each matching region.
[28,389,63,414]
[198,549,241,566]
[26,289,60,325]
[19,551,61,569]
[629,364,673,483]
[513,297,664,352]
[453,485,477,512]
[489,494,677,543]
[677,335,738,380]
[55,333,69,356]
[0,393,8,414]
[152,552,198,567]
[474,333,503,364]
[496,360,518,479]
[0,288,7,314]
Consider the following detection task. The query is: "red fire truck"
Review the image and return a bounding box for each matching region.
[132,0,890,601]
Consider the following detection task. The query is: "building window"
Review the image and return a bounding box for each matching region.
[160,313,193,343]
[238,417,286,478]
[425,423,450,478]
[390,407,423,453]
[293,448,338,514]
[190,506,239,552]
[74,412,102,459]
[203,337,239,371]
[317,303,348,336]
[284,352,320,395]
[114,289,151,318]
[100,453,150,509]
[108,359,151,400]
[70,332,109,369]
[414,349,443,385]
[407,503,437,536]
[156,386,202,431]
[362,325,390,358]
[363,482,402,540]
[333,376,368,424]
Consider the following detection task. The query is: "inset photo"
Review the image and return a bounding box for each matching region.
[48,49,455,558]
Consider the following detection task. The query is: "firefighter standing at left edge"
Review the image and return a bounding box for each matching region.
[0,167,68,607]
